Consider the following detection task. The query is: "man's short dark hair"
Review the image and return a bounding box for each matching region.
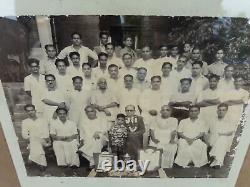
[55,59,68,67]
[159,44,168,49]
[151,75,161,82]
[162,62,173,69]
[45,44,55,50]
[72,76,83,82]
[108,64,118,70]
[137,67,147,72]
[56,107,68,114]
[123,35,133,41]
[82,62,91,68]
[98,52,108,59]
[69,51,80,58]
[217,103,229,110]
[45,74,56,80]
[124,74,133,80]
[71,32,82,39]
[224,64,234,71]
[208,74,220,81]
[180,78,192,84]
[105,42,114,49]
[192,61,203,68]
[192,46,200,52]
[117,113,126,119]
[99,31,109,38]
[28,58,39,66]
[122,53,132,59]
[24,104,35,111]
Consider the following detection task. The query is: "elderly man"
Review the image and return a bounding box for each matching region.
[21,104,50,169]
[58,32,98,66]
[90,77,119,119]
[78,105,108,168]
[50,107,80,167]
[125,105,145,160]
[149,105,178,168]
[175,105,208,168]
[24,59,46,115]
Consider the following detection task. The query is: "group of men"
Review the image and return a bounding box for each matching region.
[21,31,249,173]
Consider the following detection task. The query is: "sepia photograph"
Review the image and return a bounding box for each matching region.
[0,15,250,180]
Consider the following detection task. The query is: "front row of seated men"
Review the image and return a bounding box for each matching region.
[22,102,237,171]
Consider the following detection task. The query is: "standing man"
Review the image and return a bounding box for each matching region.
[40,44,58,75]
[134,67,150,92]
[58,32,98,66]
[175,105,208,168]
[120,53,137,78]
[67,52,82,77]
[125,105,145,160]
[50,107,80,167]
[24,58,46,115]
[93,52,109,79]
[22,104,50,169]
[81,63,96,91]
[105,43,124,68]
[94,31,109,55]
[218,65,235,91]
[119,35,137,61]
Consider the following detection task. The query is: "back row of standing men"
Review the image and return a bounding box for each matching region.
[22,31,249,171]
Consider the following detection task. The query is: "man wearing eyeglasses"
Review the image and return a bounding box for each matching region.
[124,105,145,161]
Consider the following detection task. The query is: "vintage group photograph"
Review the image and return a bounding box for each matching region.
[0,15,249,178]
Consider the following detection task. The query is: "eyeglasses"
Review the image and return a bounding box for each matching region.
[125,110,135,112]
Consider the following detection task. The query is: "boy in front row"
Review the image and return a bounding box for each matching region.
[21,104,50,170]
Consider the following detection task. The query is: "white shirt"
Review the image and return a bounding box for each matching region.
[190,75,209,94]
[119,67,137,78]
[208,62,227,77]
[40,57,58,75]
[171,68,192,84]
[118,87,140,112]
[22,118,49,139]
[178,118,208,139]
[55,73,73,92]
[218,78,234,91]
[58,45,98,65]
[92,67,109,79]
[67,66,83,78]
[50,119,78,137]
[133,58,156,78]
[107,56,124,68]
[134,79,151,92]
[170,90,197,110]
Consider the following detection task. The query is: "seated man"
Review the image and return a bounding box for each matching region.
[209,103,235,168]
[78,105,108,168]
[21,104,50,170]
[169,78,197,121]
[149,105,178,168]
[175,105,208,168]
[108,113,128,160]
[106,64,123,90]
[50,107,80,167]
[124,105,145,161]
[119,53,137,78]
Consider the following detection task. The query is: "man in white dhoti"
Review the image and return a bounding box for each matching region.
[209,103,235,168]
[78,105,108,168]
[190,61,209,94]
[93,52,109,79]
[81,63,96,91]
[22,104,50,169]
[40,44,58,75]
[220,75,249,129]
[119,53,137,78]
[118,74,140,113]
[67,52,83,77]
[54,59,73,93]
[105,43,124,68]
[24,59,46,115]
[196,74,221,128]
[58,32,98,66]
[134,67,150,92]
[185,47,208,76]
[149,105,178,168]
[218,65,235,91]
[175,105,208,168]
[50,107,80,167]
[169,78,197,121]
[90,77,119,119]
[41,74,66,123]
[66,76,91,126]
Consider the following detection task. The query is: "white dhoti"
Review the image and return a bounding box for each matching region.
[175,139,208,167]
[209,135,232,166]
[53,139,80,167]
[29,138,47,166]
